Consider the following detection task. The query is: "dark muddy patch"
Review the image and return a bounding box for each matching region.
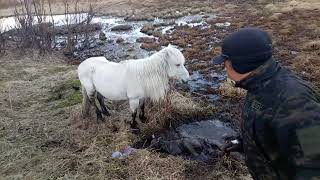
[177,69,227,102]
[134,120,242,162]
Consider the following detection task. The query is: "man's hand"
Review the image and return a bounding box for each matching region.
[222,136,243,155]
[222,140,241,154]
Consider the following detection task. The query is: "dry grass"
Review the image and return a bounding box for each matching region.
[0,0,17,9]
[302,40,320,51]
[291,54,320,89]
[127,150,188,179]
[217,79,247,99]
[264,0,320,13]
[138,90,217,137]
[0,0,215,18]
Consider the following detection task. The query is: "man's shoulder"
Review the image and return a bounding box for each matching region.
[273,67,319,103]
[274,68,312,94]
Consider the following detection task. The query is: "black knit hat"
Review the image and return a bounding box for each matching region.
[213,27,273,74]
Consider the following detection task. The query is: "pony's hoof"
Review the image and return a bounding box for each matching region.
[139,115,147,123]
[96,118,106,123]
[102,111,111,116]
[130,128,140,134]
[130,123,140,134]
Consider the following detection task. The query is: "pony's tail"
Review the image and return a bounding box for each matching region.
[81,86,91,117]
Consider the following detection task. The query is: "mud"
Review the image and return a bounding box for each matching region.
[134,120,239,162]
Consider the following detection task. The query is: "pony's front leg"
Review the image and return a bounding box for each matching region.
[139,99,146,123]
[129,99,140,132]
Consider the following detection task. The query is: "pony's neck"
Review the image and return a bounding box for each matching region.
[127,50,170,101]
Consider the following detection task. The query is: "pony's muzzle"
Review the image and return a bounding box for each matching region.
[182,71,190,84]
[181,78,189,84]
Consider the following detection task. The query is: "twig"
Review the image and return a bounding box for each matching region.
[8,85,13,111]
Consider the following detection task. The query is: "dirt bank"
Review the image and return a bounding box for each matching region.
[0,0,216,18]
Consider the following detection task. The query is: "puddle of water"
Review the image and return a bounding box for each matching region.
[161,26,175,34]
[92,16,154,43]
[31,14,155,60]
[153,14,217,34]
[175,14,214,27]
[189,71,215,90]
[92,16,121,25]
[0,14,153,43]
[177,70,226,102]
[134,120,237,162]
[215,22,231,27]
[176,15,203,26]
[153,17,164,24]
[0,16,15,32]
[0,13,91,32]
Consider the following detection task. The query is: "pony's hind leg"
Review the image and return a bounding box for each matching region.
[97,92,110,116]
[80,79,103,122]
[139,99,146,123]
[85,90,104,123]
[81,86,91,118]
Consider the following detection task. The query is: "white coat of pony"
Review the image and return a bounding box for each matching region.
[78,45,190,127]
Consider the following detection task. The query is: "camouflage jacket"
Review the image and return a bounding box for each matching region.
[236,58,320,180]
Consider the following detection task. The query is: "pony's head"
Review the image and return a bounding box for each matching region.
[162,45,190,83]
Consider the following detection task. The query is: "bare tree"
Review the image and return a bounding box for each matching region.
[14,0,35,50]
[32,0,53,54]
[12,0,55,54]
[0,22,6,55]
[83,4,94,49]
[62,0,95,56]
[10,0,96,56]
[47,0,55,48]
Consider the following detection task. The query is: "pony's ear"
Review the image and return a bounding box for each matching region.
[168,44,173,48]
[162,46,170,59]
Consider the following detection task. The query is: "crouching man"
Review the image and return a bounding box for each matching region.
[214,27,320,180]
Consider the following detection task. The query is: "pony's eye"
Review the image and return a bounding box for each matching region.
[176,64,181,67]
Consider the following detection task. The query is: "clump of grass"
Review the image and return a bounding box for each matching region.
[68,79,81,89]
[217,79,246,99]
[47,66,71,74]
[141,90,217,136]
[49,79,82,108]
[57,91,82,108]
[302,40,320,51]
[127,149,187,179]
[291,54,320,89]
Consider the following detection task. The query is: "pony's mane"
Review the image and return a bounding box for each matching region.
[123,47,172,101]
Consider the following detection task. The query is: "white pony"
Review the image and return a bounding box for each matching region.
[78,44,190,130]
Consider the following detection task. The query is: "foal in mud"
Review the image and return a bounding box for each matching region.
[78,45,190,131]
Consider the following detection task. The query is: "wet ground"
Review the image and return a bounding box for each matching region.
[134,119,240,162]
